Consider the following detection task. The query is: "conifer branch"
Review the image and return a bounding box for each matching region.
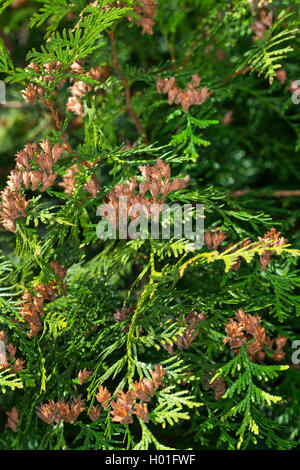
[108,30,149,145]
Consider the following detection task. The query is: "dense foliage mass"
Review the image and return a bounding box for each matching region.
[0,0,300,450]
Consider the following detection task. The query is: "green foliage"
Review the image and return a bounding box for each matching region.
[240,12,298,84]
[0,0,299,451]
[212,347,291,449]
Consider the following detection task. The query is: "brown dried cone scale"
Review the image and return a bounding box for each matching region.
[111,389,134,424]
[84,174,100,198]
[21,61,65,104]
[0,140,65,233]
[258,228,287,271]
[20,83,44,104]
[78,368,92,385]
[132,379,154,402]
[134,402,149,423]
[6,407,19,432]
[36,395,85,425]
[6,343,17,360]
[57,395,86,423]
[224,309,287,362]
[36,365,166,426]
[156,74,211,113]
[204,373,227,400]
[276,69,286,84]
[0,330,7,367]
[11,0,28,7]
[67,64,111,117]
[89,405,101,422]
[248,0,273,12]
[103,1,157,35]
[204,227,286,273]
[110,364,166,424]
[96,386,111,409]
[251,9,273,41]
[59,164,79,194]
[222,110,234,125]
[36,400,60,425]
[128,0,157,35]
[12,358,26,374]
[0,187,30,233]
[162,311,207,354]
[20,261,67,338]
[112,306,143,335]
[104,158,189,228]
[0,330,25,373]
[288,80,300,97]
[21,59,111,119]
[204,229,227,250]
